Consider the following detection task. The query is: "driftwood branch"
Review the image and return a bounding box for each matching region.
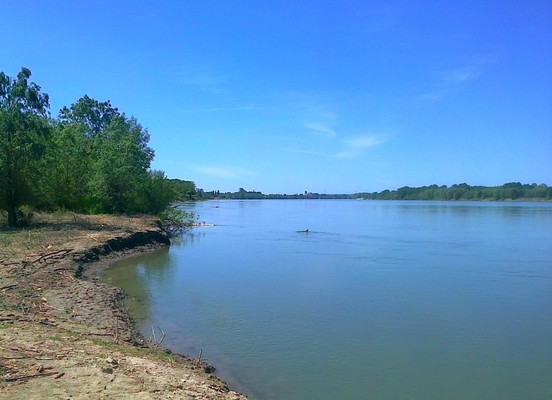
[0,262,19,267]
[3,370,59,382]
[196,349,203,366]
[147,326,166,348]
[82,332,114,337]
[32,249,72,264]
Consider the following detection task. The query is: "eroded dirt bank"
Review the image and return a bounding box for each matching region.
[0,214,247,399]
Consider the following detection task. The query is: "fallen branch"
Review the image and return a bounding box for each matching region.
[32,249,72,264]
[82,332,114,337]
[147,326,166,348]
[3,370,59,382]
[0,262,19,267]
[196,349,203,366]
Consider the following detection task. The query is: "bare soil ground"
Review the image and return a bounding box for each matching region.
[0,213,247,400]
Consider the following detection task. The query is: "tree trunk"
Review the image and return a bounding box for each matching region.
[6,159,18,228]
[7,201,17,227]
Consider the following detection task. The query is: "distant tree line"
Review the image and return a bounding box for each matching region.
[352,183,552,201]
[197,183,551,202]
[1,67,195,227]
[197,188,352,200]
[196,182,552,201]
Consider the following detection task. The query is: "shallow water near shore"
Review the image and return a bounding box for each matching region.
[103,200,552,399]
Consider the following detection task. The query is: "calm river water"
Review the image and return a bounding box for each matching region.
[102,200,552,400]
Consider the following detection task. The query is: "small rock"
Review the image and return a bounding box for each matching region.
[101,366,113,374]
[106,357,118,366]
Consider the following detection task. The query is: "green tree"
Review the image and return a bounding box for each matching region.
[59,95,120,137]
[88,115,154,213]
[39,122,91,211]
[168,178,197,200]
[58,95,155,213]
[139,170,178,214]
[0,68,50,227]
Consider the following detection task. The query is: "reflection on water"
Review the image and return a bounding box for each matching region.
[104,232,209,327]
[103,247,169,324]
[171,230,208,248]
[103,201,552,400]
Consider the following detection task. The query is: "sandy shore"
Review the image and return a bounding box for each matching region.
[0,214,248,399]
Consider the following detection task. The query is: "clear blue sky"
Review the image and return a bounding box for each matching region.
[2,1,551,194]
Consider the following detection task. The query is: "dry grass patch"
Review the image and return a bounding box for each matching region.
[0,212,160,263]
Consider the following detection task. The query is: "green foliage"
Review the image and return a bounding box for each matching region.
[38,122,91,210]
[87,115,154,213]
[139,171,179,215]
[59,95,120,137]
[158,207,196,235]
[168,178,197,200]
[0,67,50,226]
[56,97,154,213]
[41,94,167,215]
[353,182,552,201]
[0,67,191,221]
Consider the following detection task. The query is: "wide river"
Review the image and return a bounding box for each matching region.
[103,200,552,399]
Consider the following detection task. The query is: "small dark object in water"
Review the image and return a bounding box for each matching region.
[297,229,309,233]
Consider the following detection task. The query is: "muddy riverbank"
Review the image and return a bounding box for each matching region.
[0,213,247,399]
